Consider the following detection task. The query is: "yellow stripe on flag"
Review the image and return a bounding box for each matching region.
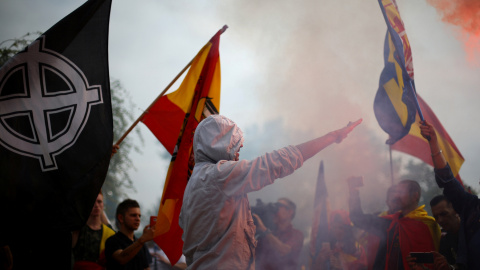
[165,43,213,114]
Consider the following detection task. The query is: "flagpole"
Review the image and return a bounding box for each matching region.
[408,81,433,141]
[112,25,229,152]
[113,59,193,148]
[389,144,394,185]
[409,81,425,121]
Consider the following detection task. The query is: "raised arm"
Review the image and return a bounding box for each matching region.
[348,177,390,235]
[296,119,362,161]
[419,120,479,213]
[216,119,362,197]
[419,120,447,169]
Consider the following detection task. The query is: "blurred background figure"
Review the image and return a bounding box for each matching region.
[72,191,115,270]
[314,210,367,270]
[254,197,304,270]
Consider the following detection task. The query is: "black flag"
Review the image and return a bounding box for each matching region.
[0,0,112,264]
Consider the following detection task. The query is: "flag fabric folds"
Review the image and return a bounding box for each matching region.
[0,0,112,234]
[141,34,221,155]
[374,0,464,181]
[0,0,112,267]
[144,29,223,264]
[373,0,418,145]
[309,161,330,268]
[391,95,465,182]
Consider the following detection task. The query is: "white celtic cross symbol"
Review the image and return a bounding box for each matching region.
[0,36,103,171]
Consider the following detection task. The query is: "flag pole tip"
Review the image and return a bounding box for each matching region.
[221,25,228,33]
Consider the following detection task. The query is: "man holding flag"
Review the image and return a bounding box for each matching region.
[419,121,480,270]
[179,115,362,269]
[373,0,465,180]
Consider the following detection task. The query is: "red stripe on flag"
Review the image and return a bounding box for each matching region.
[152,29,222,264]
[392,95,464,183]
[142,97,185,154]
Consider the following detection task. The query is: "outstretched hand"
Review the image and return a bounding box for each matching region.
[419,120,437,142]
[331,118,362,143]
[295,118,362,162]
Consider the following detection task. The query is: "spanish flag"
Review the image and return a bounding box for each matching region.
[391,95,464,182]
[142,27,223,263]
[383,205,441,269]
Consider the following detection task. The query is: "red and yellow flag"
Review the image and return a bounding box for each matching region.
[391,95,464,182]
[141,28,223,264]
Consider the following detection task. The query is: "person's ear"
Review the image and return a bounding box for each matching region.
[117,214,124,224]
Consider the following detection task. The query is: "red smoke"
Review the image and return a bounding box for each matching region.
[426,0,480,64]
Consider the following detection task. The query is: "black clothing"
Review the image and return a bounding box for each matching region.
[105,232,151,270]
[439,231,458,266]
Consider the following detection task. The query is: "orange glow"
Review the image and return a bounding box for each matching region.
[427,0,480,65]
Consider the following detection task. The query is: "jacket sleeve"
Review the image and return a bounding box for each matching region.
[434,163,480,217]
[349,188,390,236]
[213,145,304,197]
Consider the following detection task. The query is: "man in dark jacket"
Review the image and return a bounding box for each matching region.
[419,120,480,270]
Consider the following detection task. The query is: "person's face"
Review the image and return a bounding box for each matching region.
[120,207,141,231]
[432,200,460,233]
[235,143,243,161]
[275,199,293,223]
[386,187,401,214]
[391,183,416,211]
[90,194,104,217]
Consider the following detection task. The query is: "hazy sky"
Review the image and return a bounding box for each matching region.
[1,0,479,235]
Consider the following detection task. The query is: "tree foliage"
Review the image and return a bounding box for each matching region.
[0,33,141,221]
[104,79,143,219]
[0,32,41,66]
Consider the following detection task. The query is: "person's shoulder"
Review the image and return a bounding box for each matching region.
[105,232,122,244]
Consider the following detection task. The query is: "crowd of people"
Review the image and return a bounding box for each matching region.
[68,117,480,270]
[176,116,478,270]
[3,115,478,270]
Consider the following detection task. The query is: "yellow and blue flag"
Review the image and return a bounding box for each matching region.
[373,0,417,144]
[375,0,465,182]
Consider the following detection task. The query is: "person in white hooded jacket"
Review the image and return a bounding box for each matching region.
[179,115,361,269]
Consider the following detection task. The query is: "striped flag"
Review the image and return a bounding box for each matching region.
[374,0,417,145]
[374,0,464,181]
[142,28,223,264]
[392,95,464,182]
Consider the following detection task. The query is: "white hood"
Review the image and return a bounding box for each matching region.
[193,115,244,163]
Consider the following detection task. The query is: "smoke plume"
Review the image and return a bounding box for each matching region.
[426,0,480,64]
